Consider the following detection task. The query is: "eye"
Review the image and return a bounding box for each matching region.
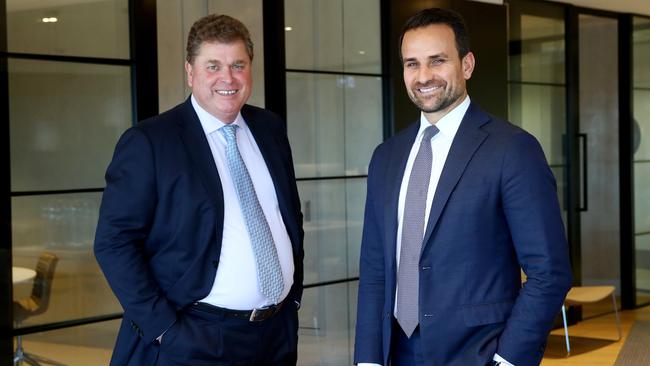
[405,61,418,69]
[207,64,218,71]
[232,63,245,71]
[431,58,444,66]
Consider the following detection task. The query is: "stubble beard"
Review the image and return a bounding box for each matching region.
[409,84,462,114]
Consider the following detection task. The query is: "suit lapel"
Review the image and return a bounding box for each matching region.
[384,123,420,275]
[177,99,225,216]
[421,103,490,251]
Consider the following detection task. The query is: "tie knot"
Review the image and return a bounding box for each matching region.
[220,124,240,143]
[423,125,439,141]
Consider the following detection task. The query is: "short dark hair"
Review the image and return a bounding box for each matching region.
[399,8,470,62]
[186,14,254,64]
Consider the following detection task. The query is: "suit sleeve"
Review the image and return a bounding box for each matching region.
[354,147,386,365]
[94,127,177,344]
[279,122,305,307]
[496,131,572,365]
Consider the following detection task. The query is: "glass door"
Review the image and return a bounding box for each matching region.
[633,16,650,307]
[508,1,568,231]
[577,12,622,316]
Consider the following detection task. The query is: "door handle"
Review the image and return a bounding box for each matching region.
[578,133,588,212]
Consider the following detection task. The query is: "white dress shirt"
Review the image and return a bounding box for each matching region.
[359,96,513,366]
[191,95,294,310]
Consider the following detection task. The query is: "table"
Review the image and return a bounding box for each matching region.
[12,267,36,284]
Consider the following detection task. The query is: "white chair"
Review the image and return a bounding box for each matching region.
[559,286,622,355]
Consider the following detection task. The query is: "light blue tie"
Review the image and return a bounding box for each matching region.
[220,124,284,304]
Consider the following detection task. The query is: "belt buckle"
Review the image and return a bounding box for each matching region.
[249,307,266,322]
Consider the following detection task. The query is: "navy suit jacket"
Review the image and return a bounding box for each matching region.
[94,98,304,366]
[354,103,572,366]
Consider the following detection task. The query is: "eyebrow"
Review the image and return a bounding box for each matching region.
[403,53,449,63]
[205,59,248,65]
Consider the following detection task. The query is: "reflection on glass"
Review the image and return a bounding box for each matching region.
[509,84,565,165]
[7,0,129,59]
[633,17,650,89]
[634,91,650,160]
[12,193,122,327]
[298,282,357,366]
[346,179,366,277]
[633,16,650,306]
[9,59,132,192]
[13,319,119,365]
[509,15,565,84]
[578,15,620,309]
[299,179,366,284]
[635,163,650,234]
[287,73,382,178]
[636,234,650,304]
[285,0,380,73]
[509,11,567,248]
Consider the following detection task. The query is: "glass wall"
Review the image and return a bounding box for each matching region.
[285,0,383,364]
[7,0,131,363]
[633,16,650,306]
[508,9,567,225]
[578,14,621,310]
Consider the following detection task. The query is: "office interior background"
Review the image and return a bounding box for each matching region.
[1,0,650,364]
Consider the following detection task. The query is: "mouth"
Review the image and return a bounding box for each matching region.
[417,85,441,94]
[215,89,239,96]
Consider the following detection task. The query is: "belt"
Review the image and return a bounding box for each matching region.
[192,301,284,322]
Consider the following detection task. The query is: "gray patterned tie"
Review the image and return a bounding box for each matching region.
[396,125,439,337]
[220,124,284,304]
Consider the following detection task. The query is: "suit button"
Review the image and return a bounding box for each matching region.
[212,260,219,268]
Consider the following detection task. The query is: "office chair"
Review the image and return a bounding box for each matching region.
[13,252,66,366]
[560,285,621,355]
[520,270,621,356]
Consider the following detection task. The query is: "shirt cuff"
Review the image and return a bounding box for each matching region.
[493,353,514,365]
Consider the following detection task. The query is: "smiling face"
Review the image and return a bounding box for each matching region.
[401,23,475,124]
[185,40,252,123]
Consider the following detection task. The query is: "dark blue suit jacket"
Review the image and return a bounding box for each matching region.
[94,98,304,366]
[354,103,572,366]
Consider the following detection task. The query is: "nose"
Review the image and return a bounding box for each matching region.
[219,67,234,84]
[416,66,433,84]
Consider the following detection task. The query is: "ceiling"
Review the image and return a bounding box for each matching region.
[6,0,650,16]
[555,0,650,16]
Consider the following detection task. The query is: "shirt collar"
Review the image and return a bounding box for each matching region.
[191,94,247,135]
[417,95,471,140]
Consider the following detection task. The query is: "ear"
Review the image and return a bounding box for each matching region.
[462,52,475,80]
[185,61,194,87]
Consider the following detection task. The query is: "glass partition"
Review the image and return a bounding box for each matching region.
[633,16,650,306]
[578,14,621,316]
[508,11,567,224]
[7,0,129,59]
[9,59,131,192]
[6,0,135,363]
[285,0,383,364]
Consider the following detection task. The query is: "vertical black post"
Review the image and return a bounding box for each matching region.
[565,5,581,289]
[0,0,14,363]
[263,0,287,122]
[619,13,635,310]
[380,0,393,140]
[130,0,159,122]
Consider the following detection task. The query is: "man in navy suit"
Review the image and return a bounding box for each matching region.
[354,8,572,366]
[95,14,303,366]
